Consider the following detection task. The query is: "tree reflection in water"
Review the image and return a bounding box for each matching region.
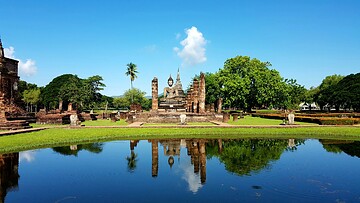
[52,143,104,156]
[206,139,303,176]
[320,140,360,158]
[126,140,139,173]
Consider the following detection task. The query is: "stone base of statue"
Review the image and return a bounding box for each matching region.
[158,97,186,112]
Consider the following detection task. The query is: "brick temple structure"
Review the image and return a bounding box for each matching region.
[0,39,31,130]
[129,69,222,123]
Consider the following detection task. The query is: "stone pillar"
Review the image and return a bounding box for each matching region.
[151,140,159,177]
[151,77,158,112]
[288,113,295,125]
[217,98,223,113]
[193,79,199,113]
[199,140,206,184]
[59,100,63,111]
[222,112,230,123]
[186,88,192,112]
[210,104,215,112]
[199,73,206,114]
[67,103,73,111]
[192,141,200,173]
[232,113,239,122]
[205,104,210,112]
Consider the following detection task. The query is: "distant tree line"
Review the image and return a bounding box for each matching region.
[19,74,151,112]
[193,55,359,112]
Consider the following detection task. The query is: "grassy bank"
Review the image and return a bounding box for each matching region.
[0,126,359,154]
[227,116,318,125]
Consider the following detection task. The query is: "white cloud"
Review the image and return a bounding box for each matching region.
[20,150,36,163]
[4,46,15,58]
[180,160,203,193]
[174,26,207,66]
[4,46,37,76]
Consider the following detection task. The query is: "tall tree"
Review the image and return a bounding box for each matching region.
[125,62,138,90]
[314,74,344,111]
[125,62,138,103]
[23,88,41,112]
[218,56,284,111]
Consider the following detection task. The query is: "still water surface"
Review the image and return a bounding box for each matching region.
[1,138,360,202]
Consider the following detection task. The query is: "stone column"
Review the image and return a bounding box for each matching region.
[192,141,200,173]
[199,140,206,184]
[199,73,206,114]
[222,112,230,123]
[186,88,192,112]
[67,103,73,111]
[210,104,215,112]
[151,140,159,177]
[232,113,239,122]
[217,98,223,113]
[151,77,158,112]
[192,79,199,113]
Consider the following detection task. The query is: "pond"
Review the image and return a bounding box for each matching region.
[1,138,360,202]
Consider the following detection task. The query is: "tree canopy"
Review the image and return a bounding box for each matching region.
[41,74,106,110]
[216,56,293,110]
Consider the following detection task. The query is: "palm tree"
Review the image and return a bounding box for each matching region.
[125,62,138,103]
[125,62,138,90]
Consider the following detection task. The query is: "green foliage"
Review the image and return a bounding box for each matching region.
[113,88,150,110]
[41,74,80,109]
[218,56,285,110]
[314,74,344,110]
[278,79,307,109]
[52,143,103,156]
[23,88,41,106]
[41,74,106,110]
[206,139,293,175]
[125,62,138,89]
[330,73,360,111]
[192,72,222,104]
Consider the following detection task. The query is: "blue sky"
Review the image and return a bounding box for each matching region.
[1,0,359,96]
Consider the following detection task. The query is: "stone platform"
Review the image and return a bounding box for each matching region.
[0,120,32,130]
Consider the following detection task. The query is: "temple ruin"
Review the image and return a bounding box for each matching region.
[0,39,31,129]
[130,69,222,123]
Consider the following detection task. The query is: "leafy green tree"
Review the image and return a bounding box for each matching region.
[277,79,307,110]
[113,97,131,109]
[114,88,150,110]
[330,73,360,111]
[41,74,80,109]
[314,74,344,111]
[23,88,41,112]
[42,74,107,111]
[82,75,106,109]
[218,56,284,111]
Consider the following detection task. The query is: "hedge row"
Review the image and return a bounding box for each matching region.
[252,113,360,125]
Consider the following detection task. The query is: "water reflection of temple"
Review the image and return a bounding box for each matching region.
[149,139,207,184]
[0,153,19,203]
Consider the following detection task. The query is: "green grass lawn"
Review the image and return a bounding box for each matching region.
[82,119,128,126]
[143,122,216,126]
[1,126,360,154]
[228,116,318,126]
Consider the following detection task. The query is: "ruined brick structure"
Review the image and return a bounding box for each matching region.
[186,72,206,113]
[0,39,31,129]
